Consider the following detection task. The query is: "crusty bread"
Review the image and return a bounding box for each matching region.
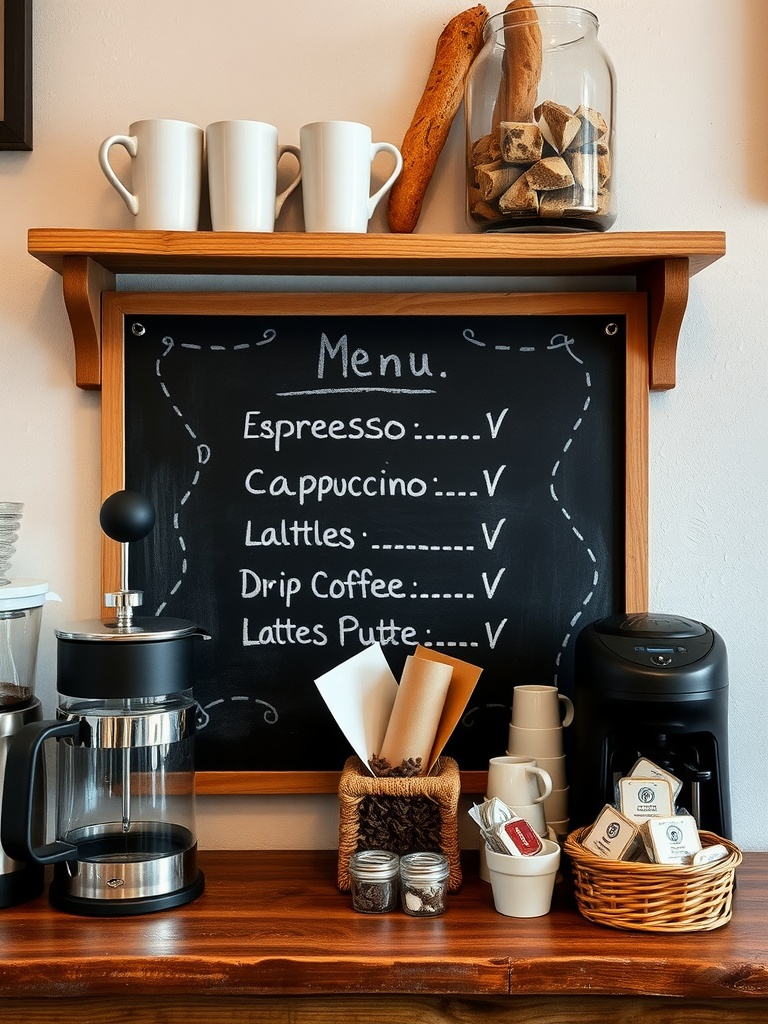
[387,4,488,233]
[492,0,542,128]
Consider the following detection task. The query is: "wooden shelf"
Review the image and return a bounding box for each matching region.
[28,228,725,391]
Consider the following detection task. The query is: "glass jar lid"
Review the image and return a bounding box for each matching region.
[0,578,57,613]
[399,851,449,882]
[349,849,400,881]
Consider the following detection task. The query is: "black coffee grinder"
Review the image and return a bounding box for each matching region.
[571,613,731,837]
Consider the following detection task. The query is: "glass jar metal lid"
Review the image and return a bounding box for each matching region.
[399,851,449,881]
[349,849,400,881]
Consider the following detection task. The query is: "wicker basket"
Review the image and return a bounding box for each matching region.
[337,755,462,892]
[564,826,742,933]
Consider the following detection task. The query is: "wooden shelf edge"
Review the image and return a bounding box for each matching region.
[28,229,725,392]
[28,228,726,276]
[195,769,489,795]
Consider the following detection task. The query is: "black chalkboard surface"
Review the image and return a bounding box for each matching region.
[102,292,649,789]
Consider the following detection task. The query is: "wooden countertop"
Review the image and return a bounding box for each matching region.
[0,849,766,1004]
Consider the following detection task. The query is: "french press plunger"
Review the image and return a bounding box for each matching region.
[2,491,209,915]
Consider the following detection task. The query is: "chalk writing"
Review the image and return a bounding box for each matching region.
[124,311,624,771]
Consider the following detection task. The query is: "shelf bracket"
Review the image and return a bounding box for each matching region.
[641,256,690,391]
[61,255,115,389]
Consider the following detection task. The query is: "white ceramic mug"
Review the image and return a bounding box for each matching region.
[485,840,561,918]
[529,754,568,790]
[543,786,570,822]
[507,723,566,759]
[299,120,403,232]
[206,120,301,232]
[511,685,575,730]
[99,118,204,230]
[486,755,553,808]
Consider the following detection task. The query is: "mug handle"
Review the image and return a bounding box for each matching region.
[98,134,139,216]
[367,142,403,219]
[274,144,302,219]
[559,694,575,728]
[529,766,553,803]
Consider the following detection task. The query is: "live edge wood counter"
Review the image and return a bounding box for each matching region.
[0,851,765,1024]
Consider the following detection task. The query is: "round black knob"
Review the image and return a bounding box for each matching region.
[99,490,156,543]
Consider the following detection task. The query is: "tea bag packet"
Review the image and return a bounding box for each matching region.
[469,796,515,853]
[641,814,702,865]
[692,844,729,866]
[582,804,646,862]
[469,796,542,857]
[495,816,543,856]
[628,757,683,801]
[618,776,675,823]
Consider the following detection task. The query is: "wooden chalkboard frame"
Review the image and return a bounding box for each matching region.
[101,290,649,795]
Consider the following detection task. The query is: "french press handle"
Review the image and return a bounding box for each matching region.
[1,719,82,866]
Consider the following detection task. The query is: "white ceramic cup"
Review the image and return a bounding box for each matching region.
[543,786,570,822]
[547,818,570,839]
[485,840,561,918]
[507,724,565,759]
[486,755,553,808]
[529,754,568,790]
[99,118,204,230]
[299,120,403,232]
[205,120,301,232]
[512,684,574,729]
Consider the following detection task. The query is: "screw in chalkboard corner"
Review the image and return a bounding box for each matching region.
[131,322,146,336]
[605,323,619,336]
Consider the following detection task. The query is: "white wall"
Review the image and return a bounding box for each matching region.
[0,0,765,851]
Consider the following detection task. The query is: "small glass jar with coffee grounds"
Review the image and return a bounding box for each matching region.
[349,849,400,913]
[399,852,449,917]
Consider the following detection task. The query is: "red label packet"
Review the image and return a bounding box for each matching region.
[496,816,543,856]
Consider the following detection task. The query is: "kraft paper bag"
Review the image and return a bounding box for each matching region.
[414,645,483,772]
[378,654,452,772]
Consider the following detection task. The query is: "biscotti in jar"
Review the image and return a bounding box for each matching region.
[465,3,616,232]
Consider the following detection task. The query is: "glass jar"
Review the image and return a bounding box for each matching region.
[465,5,616,232]
[399,852,449,917]
[349,849,399,913]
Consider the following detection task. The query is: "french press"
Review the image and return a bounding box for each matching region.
[2,491,209,915]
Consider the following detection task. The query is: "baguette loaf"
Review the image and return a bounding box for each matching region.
[492,0,542,128]
[387,4,487,233]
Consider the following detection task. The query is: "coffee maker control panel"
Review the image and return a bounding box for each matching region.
[594,614,715,669]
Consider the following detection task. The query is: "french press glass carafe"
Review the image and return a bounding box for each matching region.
[2,491,209,915]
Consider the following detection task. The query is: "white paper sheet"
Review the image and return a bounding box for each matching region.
[314,644,399,774]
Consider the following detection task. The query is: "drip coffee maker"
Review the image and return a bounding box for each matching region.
[2,491,209,915]
[571,613,731,837]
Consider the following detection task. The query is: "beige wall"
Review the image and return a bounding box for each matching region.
[1,1,766,851]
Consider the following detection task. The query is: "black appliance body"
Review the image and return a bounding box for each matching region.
[572,613,731,837]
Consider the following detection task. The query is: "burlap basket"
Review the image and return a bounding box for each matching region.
[564,826,742,933]
[337,755,462,892]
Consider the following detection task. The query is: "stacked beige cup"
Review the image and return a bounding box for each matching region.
[507,685,574,839]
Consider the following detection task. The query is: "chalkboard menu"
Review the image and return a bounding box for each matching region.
[102,292,649,789]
